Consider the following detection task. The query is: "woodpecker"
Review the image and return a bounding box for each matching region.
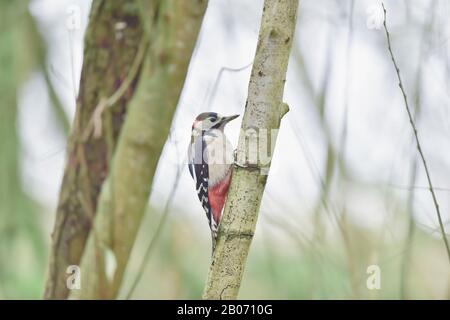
[188,112,239,252]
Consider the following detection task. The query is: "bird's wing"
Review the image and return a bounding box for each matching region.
[189,136,212,228]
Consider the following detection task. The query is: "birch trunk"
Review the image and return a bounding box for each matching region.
[202,0,298,300]
[70,0,208,299]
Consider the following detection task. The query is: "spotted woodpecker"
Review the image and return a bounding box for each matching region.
[188,112,239,252]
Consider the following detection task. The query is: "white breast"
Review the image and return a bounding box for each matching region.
[204,133,234,187]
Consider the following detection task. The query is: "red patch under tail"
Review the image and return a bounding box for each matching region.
[208,170,232,225]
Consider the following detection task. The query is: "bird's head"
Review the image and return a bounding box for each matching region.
[191,112,239,135]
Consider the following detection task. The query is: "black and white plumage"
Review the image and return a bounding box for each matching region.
[188,112,239,252]
[188,134,212,228]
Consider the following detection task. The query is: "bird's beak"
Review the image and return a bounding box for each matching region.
[221,114,239,124]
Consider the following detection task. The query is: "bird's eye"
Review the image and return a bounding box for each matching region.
[210,117,217,122]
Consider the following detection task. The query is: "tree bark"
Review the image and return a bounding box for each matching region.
[44,0,144,299]
[202,0,298,300]
[69,0,208,299]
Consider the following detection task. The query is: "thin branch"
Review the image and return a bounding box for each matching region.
[206,62,253,111]
[382,3,450,263]
[401,156,417,299]
[388,184,450,193]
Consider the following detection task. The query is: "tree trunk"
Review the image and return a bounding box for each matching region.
[69,0,208,299]
[44,0,144,299]
[202,0,298,300]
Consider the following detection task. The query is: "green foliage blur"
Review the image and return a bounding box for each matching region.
[0,0,48,299]
[121,208,449,299]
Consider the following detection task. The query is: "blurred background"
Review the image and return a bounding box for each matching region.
[1,0,450,299]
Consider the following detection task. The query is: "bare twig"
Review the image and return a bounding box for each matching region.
[68,30,78,104]
[401,1,438,298]
[388,184,450,192]
[206,62,253,110]
[382,3,450,263]
[401,157,417,299]
[336,0,359,299]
